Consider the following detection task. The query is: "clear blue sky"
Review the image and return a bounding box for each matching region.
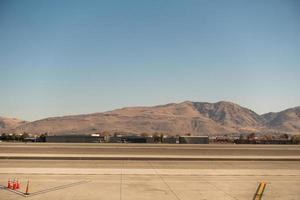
[0,0,299,121]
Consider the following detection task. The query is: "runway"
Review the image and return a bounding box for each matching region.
[0,143,300,161]
[0,143,299,200]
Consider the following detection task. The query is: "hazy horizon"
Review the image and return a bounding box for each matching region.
[1,0,299,121]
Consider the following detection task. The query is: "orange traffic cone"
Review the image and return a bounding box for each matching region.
[25,180,29,195]
[16,180,20,189]
[7,179,11,189]
[13,179,17,190]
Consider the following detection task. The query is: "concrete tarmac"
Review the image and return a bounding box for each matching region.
[0,143,299,200]
[0,143,300,160]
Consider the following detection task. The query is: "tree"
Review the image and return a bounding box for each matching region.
[279,133,290,139]
[291,135,300,144]
[247,133,256,140]
[20,133,29,141]
[39,133,48,142]
[160,134,164,143]
[0,133,8,141]
[152,133,160,143]
[140,132,148,137]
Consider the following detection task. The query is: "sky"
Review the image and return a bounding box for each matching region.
[0,0,299,121]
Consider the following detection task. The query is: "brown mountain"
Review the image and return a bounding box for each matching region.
[261,107,300,133]
[3,101,300,136]
[0,117,27,130]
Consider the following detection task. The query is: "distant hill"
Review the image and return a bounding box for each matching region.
[2,101,300,136]
[261,107,300,133]
[0,117,27,130]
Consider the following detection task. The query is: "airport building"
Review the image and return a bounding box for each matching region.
[179,136,209,144]
[46,134,104,143]
[45,134,209,144]
[108,135,154,143]
[163,136,178,144]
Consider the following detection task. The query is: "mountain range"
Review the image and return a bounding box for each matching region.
[1,101,300,136]
[0,117,27,130]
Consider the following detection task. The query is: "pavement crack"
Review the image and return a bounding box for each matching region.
[148,161,183,200]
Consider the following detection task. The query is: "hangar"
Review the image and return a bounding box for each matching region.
[179,136,209,144]
[46,134,104,143]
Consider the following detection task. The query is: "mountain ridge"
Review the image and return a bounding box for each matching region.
[0,117,28,130]
[1,101,300,136]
